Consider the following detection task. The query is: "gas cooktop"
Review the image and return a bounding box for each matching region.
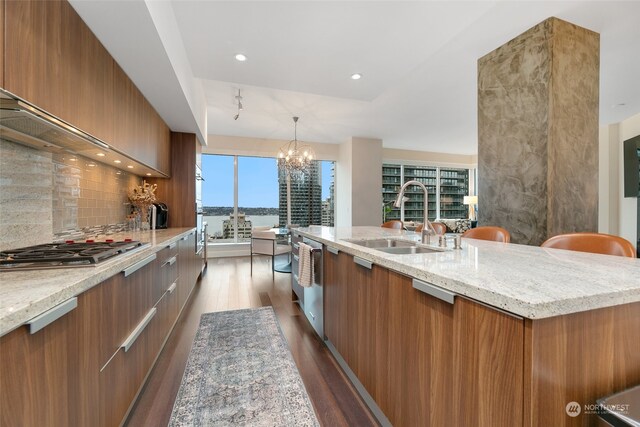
[0,240,147,271]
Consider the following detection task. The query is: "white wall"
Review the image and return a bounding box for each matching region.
[205,134,339,160]
[352,137,383,226]
[598,112,640,246]
[336,139,353,227]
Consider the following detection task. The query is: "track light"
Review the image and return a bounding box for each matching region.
[234,89,243,120]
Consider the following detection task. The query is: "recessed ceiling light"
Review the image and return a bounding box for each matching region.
[351,73,362,80]
[96,153,106,157]
[87,163,96,167]
[235,53,247,62]
[113,160,122,164]
[127,165,134,169]
[146,173,152,176]
[69,158,77,162]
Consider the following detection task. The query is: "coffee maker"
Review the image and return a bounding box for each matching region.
[153,203,168,229]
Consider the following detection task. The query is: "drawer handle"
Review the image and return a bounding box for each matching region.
[293,254,299,262]
[123,254,157,277]
[353,256,372,270]
[162,255,177,267]
[327,246,339,255]
[167,242,177,250]
[167,281,177,294]
[121,308,157,352]
[412,279,455,304]
[293,274,299,282]
[308,311,315,320]
[293,243,299,250]
[27,297,77,334]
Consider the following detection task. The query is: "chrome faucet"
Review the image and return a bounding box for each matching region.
[394,180,437,244]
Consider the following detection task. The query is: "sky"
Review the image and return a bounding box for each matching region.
[202,155,333,207]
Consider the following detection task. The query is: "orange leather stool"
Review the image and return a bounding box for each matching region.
[541,232,636,258]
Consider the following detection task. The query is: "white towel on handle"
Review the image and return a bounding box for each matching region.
[298,242,314,288]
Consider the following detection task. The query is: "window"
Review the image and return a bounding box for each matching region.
[382,163,471,222]
[203,154,335,245]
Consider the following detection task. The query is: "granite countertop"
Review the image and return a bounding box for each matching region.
[295,226,640,319]
[0,228,196,336]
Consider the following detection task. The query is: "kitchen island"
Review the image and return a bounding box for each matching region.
[0,228,204,427]
[295,226,640,427]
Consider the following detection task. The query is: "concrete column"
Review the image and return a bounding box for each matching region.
[335,137,383,227]
[478,17,600,245]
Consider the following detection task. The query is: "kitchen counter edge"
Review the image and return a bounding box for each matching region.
[0,228,196,337]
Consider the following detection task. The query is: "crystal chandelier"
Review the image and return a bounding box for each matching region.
[278,116,315,174]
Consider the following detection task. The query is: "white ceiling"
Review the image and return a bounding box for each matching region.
[73,1,640,155]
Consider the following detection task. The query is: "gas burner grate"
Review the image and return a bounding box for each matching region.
[0,240,146,270]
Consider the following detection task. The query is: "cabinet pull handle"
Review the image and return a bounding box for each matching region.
[327,246,339,255]
[353,256,372,270]
[123,254,156,277]
[121,308,156,352]
[293,243,299,250]
[412,279,455,304]
[293,254,299,262]
[168,281,177,294]
[167,242,177,250]
[293,274,299,282]
[162,255,177,267]
[27,297,77,334]
[308,311,315,320]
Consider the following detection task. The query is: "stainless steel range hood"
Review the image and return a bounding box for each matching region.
[0,89,168,177]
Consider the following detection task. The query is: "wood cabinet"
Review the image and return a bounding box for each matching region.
[323,251,525,427]
[323,249,640,427]
[148,132,198,229]
[0,232,202,427]
[3,0,170,175]
[177,231,199,311]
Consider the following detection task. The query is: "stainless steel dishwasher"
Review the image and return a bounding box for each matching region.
[292,236,323,338]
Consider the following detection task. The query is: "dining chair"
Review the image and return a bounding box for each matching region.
[541,232,636,258]
[381,220,403,230]
[416,222,447,235]
[462,226,511,243]
[250,230,292,278]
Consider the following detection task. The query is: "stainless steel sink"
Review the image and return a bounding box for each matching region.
[347,238,417,249]
[376,246,440,255]
[347,238,440,255]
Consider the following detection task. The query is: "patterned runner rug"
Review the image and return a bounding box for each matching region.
[169,307,319,427]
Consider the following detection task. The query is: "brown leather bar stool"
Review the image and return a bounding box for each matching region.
[416,222,447,235]
[381,220,404,230]
[541,232,637,258]
[462,226,511,243]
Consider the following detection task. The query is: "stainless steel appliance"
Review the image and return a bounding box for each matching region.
[153,202,168,229]
[0,89,167,177]
[0,240,146,271]
[291,233,323,338]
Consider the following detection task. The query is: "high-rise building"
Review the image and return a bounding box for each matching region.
[322,163,335,226]
[382,164,469,222]
[222,213,252,239]
[278,162,322,227]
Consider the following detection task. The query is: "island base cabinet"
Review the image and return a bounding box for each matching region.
[524,301,640,427]
[386,272,524,427]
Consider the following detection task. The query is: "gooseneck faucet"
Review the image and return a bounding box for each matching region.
[394,180,437,244]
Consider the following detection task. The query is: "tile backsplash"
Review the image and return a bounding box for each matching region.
[0,139,141,250]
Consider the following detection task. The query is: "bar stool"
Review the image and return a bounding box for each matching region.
[462,226,511,243]
[541,232,636,258]
[416,222,447,235]
[381,220,403,230]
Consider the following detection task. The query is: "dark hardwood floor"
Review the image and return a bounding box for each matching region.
[125,255,378,427]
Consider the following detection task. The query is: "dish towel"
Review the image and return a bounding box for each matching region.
[298,242,314,288]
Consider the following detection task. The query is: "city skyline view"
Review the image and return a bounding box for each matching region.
[202,155,334,208]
